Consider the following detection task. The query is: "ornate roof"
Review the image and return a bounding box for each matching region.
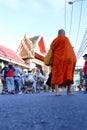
[17,35,46,61]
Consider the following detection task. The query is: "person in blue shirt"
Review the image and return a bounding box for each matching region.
[14,64,22,93]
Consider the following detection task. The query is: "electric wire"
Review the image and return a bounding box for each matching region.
[76,29,87,59]
[65,0,67,32]
[67,0,87,60]
[75,0,83,48]
[69,4,73,38]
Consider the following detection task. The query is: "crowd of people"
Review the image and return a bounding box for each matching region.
[0,28,87,96]
[0,63,46,95]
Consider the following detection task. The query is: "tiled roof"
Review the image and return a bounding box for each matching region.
[0,45,24,64]
[30,36,39,44]
[16,35,46,62]
[30,35,46,54]
[38,37,46,54]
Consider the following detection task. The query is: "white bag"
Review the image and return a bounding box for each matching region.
[28,73,34,83]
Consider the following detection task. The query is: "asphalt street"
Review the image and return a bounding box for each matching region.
[0,91,87,130]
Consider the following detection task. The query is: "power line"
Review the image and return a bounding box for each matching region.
[76,29,87,59]
[69,4,73,38]
[75,0,83,47]
[65,0,66,32]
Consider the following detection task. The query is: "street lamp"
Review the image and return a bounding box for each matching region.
[68,1,74,4]
[68,0,86,4]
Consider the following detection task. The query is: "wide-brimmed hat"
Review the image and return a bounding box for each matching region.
[83,54,87,57]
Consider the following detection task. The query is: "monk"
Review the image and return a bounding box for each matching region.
[51,29,77,96]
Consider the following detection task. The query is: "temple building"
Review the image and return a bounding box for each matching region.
[0,34,49,75]
[16,35,48,73]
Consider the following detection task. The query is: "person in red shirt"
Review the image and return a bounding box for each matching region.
[5,63,15,94]
[83,54,87,93]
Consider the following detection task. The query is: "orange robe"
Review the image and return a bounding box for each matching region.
[51,35,77,86]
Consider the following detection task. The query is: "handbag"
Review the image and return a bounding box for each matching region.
[44,46,53,66]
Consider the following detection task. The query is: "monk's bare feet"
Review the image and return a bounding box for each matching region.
[55,93,61,96]
[67,91,74,95]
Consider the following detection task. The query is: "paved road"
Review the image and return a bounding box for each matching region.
[0,91,87,130]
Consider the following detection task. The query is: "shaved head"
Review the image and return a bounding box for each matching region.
[58,29,65,36]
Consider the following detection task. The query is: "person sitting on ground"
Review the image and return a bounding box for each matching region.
[25,70,37,93]
[35,67,46,92]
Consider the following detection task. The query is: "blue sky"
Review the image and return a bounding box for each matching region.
[0,0,87,66]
